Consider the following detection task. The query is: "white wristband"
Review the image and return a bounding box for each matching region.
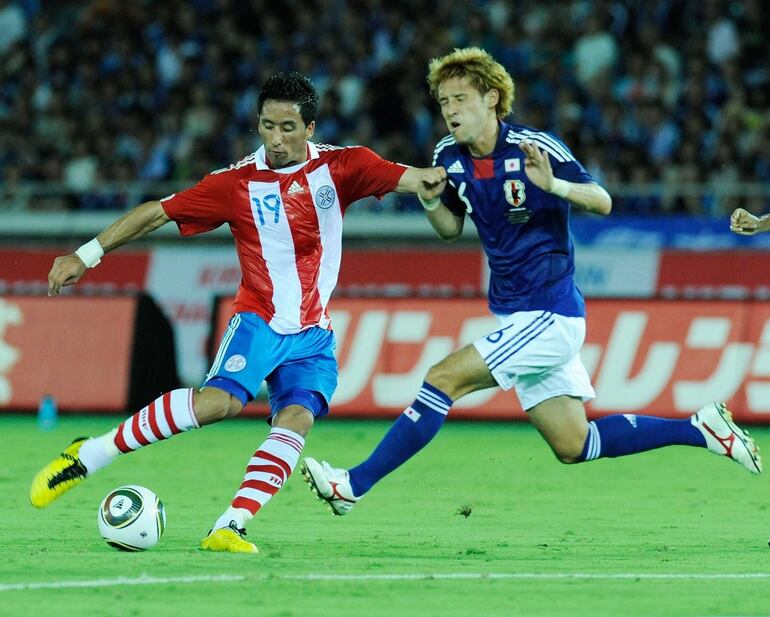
[550,178,570,199]
[418,194,441,211]
[75,238,104,268]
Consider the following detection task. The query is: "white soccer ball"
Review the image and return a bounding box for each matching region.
[97,485,166,551]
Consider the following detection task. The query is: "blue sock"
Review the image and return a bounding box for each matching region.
[349,382,451,496]
[580,414,706,461]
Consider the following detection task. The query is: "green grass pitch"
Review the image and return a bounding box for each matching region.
[1,415,769,617]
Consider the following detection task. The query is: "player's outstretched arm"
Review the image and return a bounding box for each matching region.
[520,140,612,216]
[396,166,464,241]
[395,166,447,197]
[48,200,170,296]
[730,208,770,235]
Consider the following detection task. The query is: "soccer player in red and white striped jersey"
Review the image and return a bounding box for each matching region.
[30,72,448,553]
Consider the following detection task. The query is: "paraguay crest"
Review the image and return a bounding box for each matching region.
[315,185,336,209]
[504,179,530,224]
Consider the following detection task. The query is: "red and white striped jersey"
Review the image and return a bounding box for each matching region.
[161,142,406,333]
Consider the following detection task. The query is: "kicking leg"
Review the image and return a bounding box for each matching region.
[529,396,762,474]
[302,344,496,514]
[526,395,589,463]
[30,386,242,508]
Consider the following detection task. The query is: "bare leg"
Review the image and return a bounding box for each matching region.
[526,395,588,463]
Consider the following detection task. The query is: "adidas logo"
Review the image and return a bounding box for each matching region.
[447,160,464,174]
[287,181,304,194]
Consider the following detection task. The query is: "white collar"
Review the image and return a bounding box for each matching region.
[254,142,319,174]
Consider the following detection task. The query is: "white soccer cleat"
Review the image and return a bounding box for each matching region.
[691,402,762,474]
[300,457,359,516]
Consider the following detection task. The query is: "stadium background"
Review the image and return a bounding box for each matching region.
[1,0,769,421]
[2,3,770,617]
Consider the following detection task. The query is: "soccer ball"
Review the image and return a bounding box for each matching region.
[97,485,166,551]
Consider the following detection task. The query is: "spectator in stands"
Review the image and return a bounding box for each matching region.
[0,0,26,54]
[0,0,767,214]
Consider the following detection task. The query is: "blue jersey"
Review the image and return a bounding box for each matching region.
[432,121,595,317]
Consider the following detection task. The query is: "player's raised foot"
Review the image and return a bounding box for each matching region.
[200,521,259,554]
[300,457,359,516]
[30,437,90,508]
[691,402,762,474]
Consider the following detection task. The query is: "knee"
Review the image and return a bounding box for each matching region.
[545,428,587,464]
[425,360,458,398]
[551,440,585,464]
[193,388,242,425]
[553,449,582,465]
[272,405,314,437]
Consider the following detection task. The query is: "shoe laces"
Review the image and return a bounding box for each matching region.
[48,457,87,488]
[321,460,346,481]
[227,520,248,538]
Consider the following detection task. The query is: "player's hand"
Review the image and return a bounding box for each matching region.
[730,208,764,235]
[417,166,447,201]
[521,140,555,192]
[48,254,87,296]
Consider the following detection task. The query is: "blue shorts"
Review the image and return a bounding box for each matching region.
[203,312,338,418]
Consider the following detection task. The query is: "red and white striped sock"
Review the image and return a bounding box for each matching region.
[211,427,305,531]
[79,388,199,473]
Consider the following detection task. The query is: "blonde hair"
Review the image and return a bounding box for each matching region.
[427,47,514,118]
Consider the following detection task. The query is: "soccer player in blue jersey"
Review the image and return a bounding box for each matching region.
[302,48,762,515]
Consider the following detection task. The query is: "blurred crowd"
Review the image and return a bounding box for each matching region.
[0,0,768,214]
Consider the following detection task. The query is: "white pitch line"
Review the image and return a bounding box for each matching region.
[0,574,245,592]
[286,572,770,581]
[3,571,770,591]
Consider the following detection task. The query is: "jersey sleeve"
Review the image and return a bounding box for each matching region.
[432,143,466,217]
[160,171,233,236]
[541,132,596,184]
[442,180,466,216]
[336,146,407,205]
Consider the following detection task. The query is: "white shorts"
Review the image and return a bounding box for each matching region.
[472,310,595,411]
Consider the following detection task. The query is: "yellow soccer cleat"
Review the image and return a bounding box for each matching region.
[200,522,259,554]
[30,437,90,508]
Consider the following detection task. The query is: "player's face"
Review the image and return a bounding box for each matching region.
[258,100,316,168]
[437,77,497,147]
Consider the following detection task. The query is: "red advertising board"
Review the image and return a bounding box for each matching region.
[657,250,770,298]
[336,249,483,296]
[10,246,770,405]
[0,247,485,386]
[0,249,149,294]
[213,297,770,423]
[0,296,136,410]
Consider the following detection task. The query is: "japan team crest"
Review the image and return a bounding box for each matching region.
[503,179,530,225]
[503,179,527,207]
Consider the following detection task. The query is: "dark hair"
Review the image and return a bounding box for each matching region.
[257,71,319,125]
